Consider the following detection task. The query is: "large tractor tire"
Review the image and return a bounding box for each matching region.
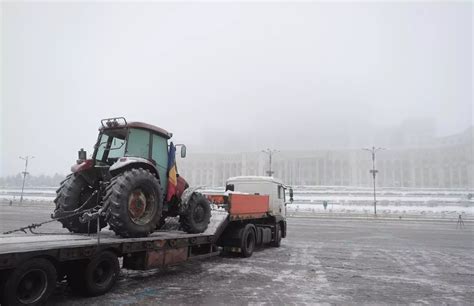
[54,174,106,233]
[104,168,163,238]
[179,193,211,234]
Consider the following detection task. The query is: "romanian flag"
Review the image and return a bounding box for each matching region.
[166,142,178,202]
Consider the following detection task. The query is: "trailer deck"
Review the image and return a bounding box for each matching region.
[0,230,211,255]
[0,210,229,271]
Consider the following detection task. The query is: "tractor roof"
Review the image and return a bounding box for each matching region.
[101,120,173,139]
[128,122,173,139]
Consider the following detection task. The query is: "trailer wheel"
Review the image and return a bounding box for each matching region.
[68,251,119,296]
[240,224,256,258]
[2,258,57,306]
[270,223,282,247]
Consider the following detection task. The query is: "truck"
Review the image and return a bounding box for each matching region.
[0,176,293,305]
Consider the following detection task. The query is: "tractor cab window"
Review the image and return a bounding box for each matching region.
[125,128,150,159]
[94,129,127,164]
[95,133,108,162]
[152,134,169,168]
[108,138,126,159]
[152,134,169,189]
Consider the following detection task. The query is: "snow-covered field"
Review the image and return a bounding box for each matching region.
[1,186,472,218]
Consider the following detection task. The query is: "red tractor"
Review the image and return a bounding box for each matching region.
[53,117,211,237]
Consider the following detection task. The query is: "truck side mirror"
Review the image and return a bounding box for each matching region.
[180,145,187,158]
[225,184,234,192]
[289,188,294,203]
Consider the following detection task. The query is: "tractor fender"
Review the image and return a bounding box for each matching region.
[179,186,203,214]
[109,157,160,181]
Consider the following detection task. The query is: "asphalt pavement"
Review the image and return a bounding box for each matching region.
[1,203,473,304]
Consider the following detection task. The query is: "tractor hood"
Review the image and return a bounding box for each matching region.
[71,159,94,173]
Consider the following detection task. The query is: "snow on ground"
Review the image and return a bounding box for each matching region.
[286,203,474,218]
[47,218,474,305]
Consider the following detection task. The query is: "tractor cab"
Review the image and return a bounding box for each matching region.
[74,118,186,191]
[93,118,175,189]
[92,118,181,164]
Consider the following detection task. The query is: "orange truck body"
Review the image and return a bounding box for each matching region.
[206,193,270,220]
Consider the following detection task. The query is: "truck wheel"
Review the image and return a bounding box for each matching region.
[240,224,256,258]
[54,173,106,233]
[3,258,57,306]
[105,168,163,237]
[270,223,282,247]
[68,251,119,296]
[179,193,211,234]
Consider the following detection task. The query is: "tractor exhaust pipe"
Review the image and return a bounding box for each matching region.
[77,148,87,163]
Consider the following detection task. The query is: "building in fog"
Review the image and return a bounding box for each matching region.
[178,127,473,189]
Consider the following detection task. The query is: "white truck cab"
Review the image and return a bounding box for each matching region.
[225,176,293,217]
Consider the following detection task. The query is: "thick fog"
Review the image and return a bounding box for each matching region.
[0,2,472,176]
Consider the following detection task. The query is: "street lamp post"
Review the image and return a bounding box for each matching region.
[19,156,34,203]
[362,147,385,215]
[261,149,279,176]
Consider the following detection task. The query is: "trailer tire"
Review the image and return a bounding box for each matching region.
[54,173,106,233]
[270,223,282,247]
[179,193,211,234]
[106,168,163,237]
[68,251,119,297]
[240,224,256,258]
[2,258,57,306]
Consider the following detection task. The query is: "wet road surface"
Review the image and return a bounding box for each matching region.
[1,203,473,304]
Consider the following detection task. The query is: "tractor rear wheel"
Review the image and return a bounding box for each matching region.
[179,193,211,234]
[54,174,106,233]
[105,168,163,238]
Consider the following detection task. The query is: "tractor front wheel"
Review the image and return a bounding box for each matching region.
[179,193,211,234]
[105,168,163,238]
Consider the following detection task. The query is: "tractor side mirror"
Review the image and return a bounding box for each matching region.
[289,188,294,203]
[78,148,87,162]
[180,145,187,158]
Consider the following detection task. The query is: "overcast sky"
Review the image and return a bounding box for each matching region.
[0,1,472,176]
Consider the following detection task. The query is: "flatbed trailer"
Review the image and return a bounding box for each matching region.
[0,188,287,305]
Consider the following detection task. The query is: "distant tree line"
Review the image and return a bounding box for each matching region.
[0,173,66,188]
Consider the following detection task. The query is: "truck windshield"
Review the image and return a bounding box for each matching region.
[94,129,128,164]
